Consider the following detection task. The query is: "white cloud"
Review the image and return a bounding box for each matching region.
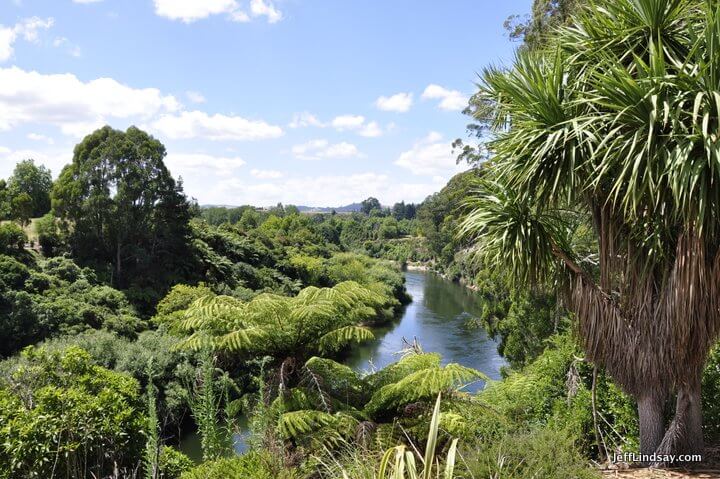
[291,139,361,160]
[27,133,54,144]
[0,66,180,136]
[186,91,206,104]
[0,147,68,179]
[395,132,467,176]
[151,110,283,141]
[421,84,469,111]
[153,0,238,22]
[289,112,324,128]
[212,172,444,206]
[0,17,54,62]
[250,168,283,179]
[289,113,383,137]
[359,121,382,138]
[250,0,282,23]
[153,0,282,23]
[53,37,82,58]
[331,114,383,137]
[331,115,365,130]
[165,152,245,176]
[375,92,413,112]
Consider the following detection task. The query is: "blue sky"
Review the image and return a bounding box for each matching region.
[0,0,528,206]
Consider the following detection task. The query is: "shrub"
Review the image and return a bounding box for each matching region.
[0,255,29,289]
[0,347,145,478]
[703,345,720,440]
[180,452,297,479]
[0,223,26,254]
[462,427,600,479]
[159,446,194,479]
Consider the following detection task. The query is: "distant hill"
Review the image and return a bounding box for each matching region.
[296,203,363,213]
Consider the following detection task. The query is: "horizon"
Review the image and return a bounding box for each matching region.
[0,0,527,206]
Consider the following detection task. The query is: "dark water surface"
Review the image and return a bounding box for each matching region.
[179,270,505,460]
[344,270,505,390]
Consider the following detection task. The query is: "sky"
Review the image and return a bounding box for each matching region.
[0,0,529,207]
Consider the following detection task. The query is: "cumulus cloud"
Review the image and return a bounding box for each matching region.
[421,84,469,111]
[186,91,206,104]
[289,113,384,137]
[291,139,361,160]
[250,0,282,23]
[153,0,282,23]
[0,147,68,179]
[52,37,82,58]
[358,121,382,138]
[0,17,54,62]
[331,115,365,130]
[395,132,467,176]
[250,168,283,179]
[331,115,383,137]
[289,112,324,128]
[212,172,445,206]
[27,133,54,144]
[164,152,246,176]
[151,111,283,141]
[375,92,413,112]
[0,66,180,136]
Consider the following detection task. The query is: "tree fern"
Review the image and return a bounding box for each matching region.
[318,326,375,355]
[365,363,487,416]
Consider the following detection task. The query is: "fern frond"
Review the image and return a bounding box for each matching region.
[318,326,375,354]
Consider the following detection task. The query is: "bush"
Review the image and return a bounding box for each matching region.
[0,255,29,289]
[159,446,194,479]
[0,346,145,478]
[180,452,297,479]
[703,344,720,440]
[463,427,600,479]
[0,223,26,254]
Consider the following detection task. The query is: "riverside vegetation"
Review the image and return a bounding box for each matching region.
[4,0,720,477]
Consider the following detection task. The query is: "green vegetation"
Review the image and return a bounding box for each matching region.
[5,0,720,475]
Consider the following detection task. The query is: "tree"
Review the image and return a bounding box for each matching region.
[52,126,192,298]
[7,159,53,218]
[461,0,720,458]
[175,281,384,361]
[0,179,10,219]
[504,0,579,49]
[360,197,382,215]
[10,192,33,227]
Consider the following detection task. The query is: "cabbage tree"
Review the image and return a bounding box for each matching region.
[462,0,720,457]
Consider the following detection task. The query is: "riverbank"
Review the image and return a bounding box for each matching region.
[403,261,482,292]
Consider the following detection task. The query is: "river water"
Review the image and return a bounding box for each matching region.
[179,270,506,460]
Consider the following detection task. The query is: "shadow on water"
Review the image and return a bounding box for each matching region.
[179,270,506,459]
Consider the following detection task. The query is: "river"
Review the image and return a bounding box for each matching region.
[179,270,506,460]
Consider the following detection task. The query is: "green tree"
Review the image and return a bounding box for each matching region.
[10,192,33,227]
[0,179,10,219]
[461,0,720,457]
[52,126,193,299]
[360,197,382,215]
[7,160,53,218]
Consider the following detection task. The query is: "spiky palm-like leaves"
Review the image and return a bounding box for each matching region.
[462,0,720,459]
